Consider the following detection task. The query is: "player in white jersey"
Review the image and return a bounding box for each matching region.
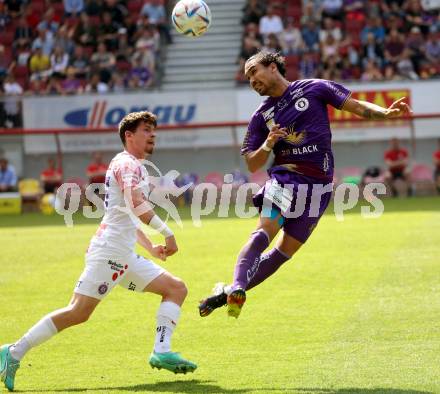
[1,111,196,392]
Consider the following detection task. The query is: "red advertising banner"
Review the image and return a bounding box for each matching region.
[329,89,411,121]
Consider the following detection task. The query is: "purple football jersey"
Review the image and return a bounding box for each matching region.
[241,79,351,181]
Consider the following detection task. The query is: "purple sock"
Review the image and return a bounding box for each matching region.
[232,229,270,290]
[246,248,290,291]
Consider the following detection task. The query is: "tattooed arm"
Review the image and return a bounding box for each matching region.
[342,97,412,119]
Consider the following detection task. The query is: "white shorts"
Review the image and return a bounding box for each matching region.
[74,252,166,300]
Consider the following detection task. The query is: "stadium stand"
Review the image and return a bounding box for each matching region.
[236,0,440,83]
[0,0,169,105]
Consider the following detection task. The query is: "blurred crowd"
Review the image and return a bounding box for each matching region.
[237,0,440,83]
[0,0,170,126]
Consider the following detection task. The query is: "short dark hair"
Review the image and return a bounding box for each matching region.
[246,51,286,77]
[118,111,157,145]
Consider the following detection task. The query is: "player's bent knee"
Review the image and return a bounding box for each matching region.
[173,278,188,299]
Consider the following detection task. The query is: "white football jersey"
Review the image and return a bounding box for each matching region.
[88,151,149,256]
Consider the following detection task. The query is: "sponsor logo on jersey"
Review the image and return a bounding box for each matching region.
[261,106,275,121]
[290,88,304,100]
[295,98,309,112]
[98,283,109,295]
[285,124,307,145]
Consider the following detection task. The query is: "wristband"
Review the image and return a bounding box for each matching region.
[149,215,174,237]
[261,141,273,152]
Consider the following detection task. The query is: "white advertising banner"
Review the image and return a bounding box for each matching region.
[22,81,440,153]
[22,91,237,153]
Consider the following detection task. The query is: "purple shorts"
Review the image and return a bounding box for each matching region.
[252,171,332,243]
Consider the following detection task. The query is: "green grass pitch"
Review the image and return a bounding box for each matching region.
[1,197,439,394]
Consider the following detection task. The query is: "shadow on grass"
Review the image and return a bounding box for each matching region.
[16,382,434,394]
[290,388,434,394]
[16,379,248,393]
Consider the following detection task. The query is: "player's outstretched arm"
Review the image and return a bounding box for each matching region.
[342,97,412,120]
[127,186,178,257]
[245,124,287,173]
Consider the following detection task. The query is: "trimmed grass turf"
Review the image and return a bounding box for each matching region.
[0,197,439,394]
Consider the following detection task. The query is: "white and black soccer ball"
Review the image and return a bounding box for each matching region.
[171,0,212,37]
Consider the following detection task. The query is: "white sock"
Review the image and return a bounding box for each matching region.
[154,301,181,353]
[10,316,58,361]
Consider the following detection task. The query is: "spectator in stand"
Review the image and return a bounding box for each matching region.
[361,59,383,81]
[24,3,41,30]
[14,16,33,53]
[236,35,261,83]
[301,19,320,52]
[259,6,283,40]
[141,0,172,44]
[134,27,158,73]
[299,51,318,79]
[384,29,406,66]
[32,26,55,58]
[433,139,440,194]
[301,0,323,24]
[37,8,60,35]
[90,42,115,83]
[99,11,120,51]
[40,158,63,194]
[404,0,431,35]
[397,52,419,80]
[84,0,102,16]
[238,35,261,67]
[3,74,23,128]
[425,31,440,67]
[29,44,51,81]
[68,44,90,78]
[122,14,138,46]
[383,63,403,80]
[405,26,426,73]
[85,72,109,94]
[321,33,340,62]
[54,24,75,56]
[27,78,46,95]
[5,0,22,19]
[72,12,98,48]
[241,0,265,26]
[279,17,304,55]
[50,46,70,77]
[0,158,17,192]
[319,17,342,43]
[63,0,85,17]
[0,45,12,78]
[115,27,133,62]
[110,73,126,92]
[102,0,127,26]
[322,0,344,20]
[344,0,366,23]
[126,55,152,89]
[44,75,65,95]
[262,33,282,54]
[384,138,411,197]
[61,66,83,94]
[362,32,384,68]
[320,53,342,79]
[361,17,386,44]
[86,152,108,185]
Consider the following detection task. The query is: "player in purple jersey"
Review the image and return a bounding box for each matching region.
[199,51,411,319]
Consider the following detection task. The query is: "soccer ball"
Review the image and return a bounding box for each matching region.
[171,0,212,37]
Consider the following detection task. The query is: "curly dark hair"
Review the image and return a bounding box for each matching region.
[118,111,157,146]
[246,51,286,77]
